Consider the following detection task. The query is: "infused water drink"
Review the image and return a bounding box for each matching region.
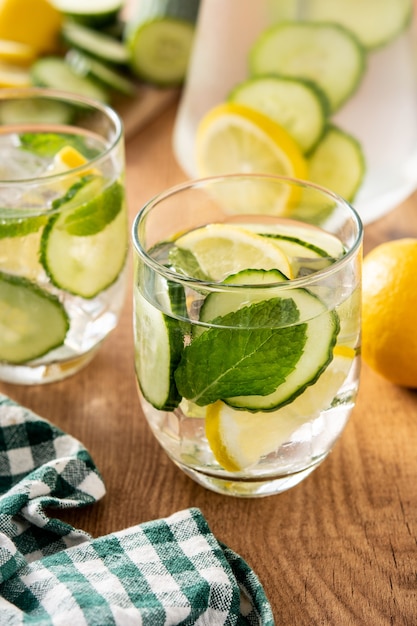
[0,89,128,384]
[133,175,362,497]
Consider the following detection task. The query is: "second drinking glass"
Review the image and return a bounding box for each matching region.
[0,88,128,384]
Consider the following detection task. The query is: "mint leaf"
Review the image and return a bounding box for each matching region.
[169,246,211,281]
[20,133,100,159]
[174,298,306,406]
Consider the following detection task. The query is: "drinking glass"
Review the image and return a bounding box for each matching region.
[132,174,362,497]
[0,88,128,384]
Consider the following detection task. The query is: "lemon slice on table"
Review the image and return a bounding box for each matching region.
[205,350,355,471]
[173,223,292,281]
[0,62,30,87]
[195,102,307,215]
[0,40,36,65]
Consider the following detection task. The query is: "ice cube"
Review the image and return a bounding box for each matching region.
[0,146,48,181]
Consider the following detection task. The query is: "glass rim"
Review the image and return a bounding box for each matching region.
[0,86,124,185]
[132,173,363,292]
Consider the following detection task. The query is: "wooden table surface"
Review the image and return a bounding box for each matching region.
[1,100,417,626]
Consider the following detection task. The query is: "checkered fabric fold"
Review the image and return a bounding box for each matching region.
[0,394,274,625]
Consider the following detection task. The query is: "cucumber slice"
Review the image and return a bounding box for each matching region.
[51,176,124,235]
[228,75,330,153]
[0,215,47,239]
[200,268,339,411]
[307,125,365,202]
[51,0,123,27]
[240,222,345,258]
[239,222,345,275]
[0,98,73,125]
[303,0,413,50]
[260,234,338,276]
[0,271,69,364]
[198,268,288,328]
[125,0,200,86]
[134,278,185,410]
[250,21,366,112]
[62,20,130,65]
[41,177,127,298]
[66,49,137,97]
[30,56,109,102]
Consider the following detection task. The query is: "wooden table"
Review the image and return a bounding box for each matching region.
[1,100,417,625]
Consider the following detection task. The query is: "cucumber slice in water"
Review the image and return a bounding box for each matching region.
[240,221,345,275]
[308,125,365,202]
[31,56,109,102]
[41,177,127,298]
[228,75,329,153]
[240,222,345,258]
[250,21,366,112]
[134,276,186,410]
[0,271,69,364]
[199,268,339,411]
[302,0,413,50]
[125,0,200,86]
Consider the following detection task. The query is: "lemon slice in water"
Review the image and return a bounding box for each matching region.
[174,223,292,281]
[205,350,354,471]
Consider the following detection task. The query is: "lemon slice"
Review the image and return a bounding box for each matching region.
[50,146,98,182]
[196,102,307,215]
[0,39,36,65]
[174,223,292,281]
[53,146,88,170]
[205,350,354,471]
[0,62,30,87]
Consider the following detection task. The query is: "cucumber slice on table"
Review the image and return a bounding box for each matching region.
[0,272,69,364]
[41,177,127,298]
[31,56,109,102]
[228,75,330,153]
[62,20,130,65]
[51,0,123,27]
[250,21,366,112]
[125,0,200,86]
[134,276,186,410]
[200,269,339,411]
[302,0,413,50]
[0,98,73,125]
[308,125,366,202]
[66,50,137,97]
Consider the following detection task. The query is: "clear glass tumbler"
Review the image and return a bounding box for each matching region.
[0,88,128,384]
[132,174,362,497]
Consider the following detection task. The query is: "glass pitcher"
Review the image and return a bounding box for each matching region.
[173,0,417,225]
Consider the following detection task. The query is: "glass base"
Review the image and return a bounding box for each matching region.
[0,346,100,385]
[175,457,327,498]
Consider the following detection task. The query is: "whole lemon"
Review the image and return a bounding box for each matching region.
[362,238,417,387]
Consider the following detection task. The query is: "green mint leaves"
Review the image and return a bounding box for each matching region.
[174,298,307,406]
[20,133,100,159]
[169,246,211,281]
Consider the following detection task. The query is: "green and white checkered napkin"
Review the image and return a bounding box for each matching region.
[0,393,274,625]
